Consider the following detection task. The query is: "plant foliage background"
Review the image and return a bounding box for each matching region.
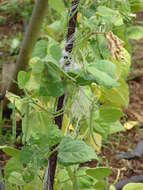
[1,0,143,190]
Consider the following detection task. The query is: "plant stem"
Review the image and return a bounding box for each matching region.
[45,1,80,190]
[67,167,79,190]
[23,101,29,144]
[0,103,3,135]
[45,96,65,190]
[12,99,16,143]
[3,0,49,110]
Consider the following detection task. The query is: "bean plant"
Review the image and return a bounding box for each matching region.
[1,0,143,190]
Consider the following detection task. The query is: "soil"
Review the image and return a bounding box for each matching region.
[0,5,143,187]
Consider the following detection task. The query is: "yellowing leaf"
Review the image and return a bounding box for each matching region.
[90,133,102,153]
[69,124,74,132]
[124,121,138,130]
[77,13,82,23]
[6,91,22,111]
[91,83,101,99]
[62,115,70,134]
[46,26,55,37]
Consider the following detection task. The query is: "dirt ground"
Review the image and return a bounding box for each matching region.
[0,7,143,185]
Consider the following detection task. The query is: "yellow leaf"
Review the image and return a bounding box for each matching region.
[6,91,22,111]
[69,124,74,132]
[91,83,101,99]
[90,133,102,153]
[124,121,138,130]
[77,13,82,23]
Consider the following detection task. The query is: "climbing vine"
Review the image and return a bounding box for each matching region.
[1,0,143,190]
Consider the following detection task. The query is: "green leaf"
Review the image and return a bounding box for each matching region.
[123,183,143,190]
[86,167,112,180]
[49,0,65,13]
[93,106,124,137]
[96,35,110,59]
[5,158,23,178]
[130,0,143,12]
[32,40,47,58]
[109,185,116,190]
[23,182,37,190]
[87,60,118,88]
[29,57,44,74]
[94,121,124,138]
[5,185,18,190]
[49,44,62,62]
[22,111,63,146]
[45,124,63,147]
[24,73,41,91]
[97,6,116,17]
[22,111,52,141]
[32,124,63,148]
[98,105,123,123]
[109,121,125,134]
[127,25,143,40]
[39,63,66,97]
[8,172,25,186]
[58,136,97,166]
[77,167,96,189]
[87,66,115,85]
[18,71,30,89]
[69,70,96,86]
[92,60,116,78]
[97,6,123,26]
[71,87,91,118]
[26,58,45,91]
[47,20,64,36]
[19,146,33,164]
[18,69,42,91]
[40,80,66,97]
[23,180,43,190]
[94,180,107,189]
[0,146,20,159]
[70,60,118,87]
[78,175,95,189]
[44,57,73,81]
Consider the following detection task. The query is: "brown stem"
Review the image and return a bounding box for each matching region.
[45,95,65,190]
[45,1,79,190]
[66,0,79,53]
[2,0,49,109]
